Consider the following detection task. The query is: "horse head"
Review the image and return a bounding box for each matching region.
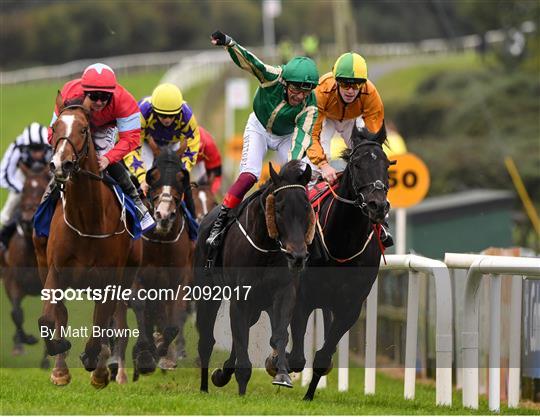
[192,183,218,222]
[343,120,394,224]
[49,92,93,184]
[146,148,186,234]
[19,164,51,235]
[265,161,314,273]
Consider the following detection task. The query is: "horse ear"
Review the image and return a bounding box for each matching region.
[175,170,185,189]
[55,91,64,113]
[350,117,367,147]
[374,121,387,145]
[300,163,312,186]
[269,162,280,185]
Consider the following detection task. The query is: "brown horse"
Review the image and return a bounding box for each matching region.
[3,164,50,365]
[33,94,141,387]
[131,149,193,380]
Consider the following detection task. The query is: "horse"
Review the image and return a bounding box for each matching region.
[192,182,218,223]
[285,122,393,400]
[33,94,142,387]
[130,149,193,380]
[3,164,50,365]
[195,160,315,395]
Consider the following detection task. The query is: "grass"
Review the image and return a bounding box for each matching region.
[0,287,538,415]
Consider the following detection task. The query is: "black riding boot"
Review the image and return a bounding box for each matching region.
[107,163,156,232]
[381,222,394,248]
[205,204,230,249]
[0,222,17,251]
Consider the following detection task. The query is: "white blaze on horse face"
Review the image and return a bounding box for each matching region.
[156,186,174,219]
[198,190,208,215]
[52,114,76,174]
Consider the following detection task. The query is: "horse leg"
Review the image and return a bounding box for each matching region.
[303,307,361,401]
[81,300,115,374]
[131,283,156,381]
[50,301,71,385]
[157,299,180,370]
[38,269,71,356]
[5,280,35,355]
[109,301,129,384]
[41,343,51,369]
[230,301,252,396]
[268,284,296,388]
[90,343,112,389]
[196,298,221,392]
[175,299,189,360]
[288,301,313,373]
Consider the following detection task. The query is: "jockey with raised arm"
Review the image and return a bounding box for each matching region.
[205,30,319,249]
[304,52,393,247]
[124,82,200,222]
[44,63,155,232]
[0,123,51,251]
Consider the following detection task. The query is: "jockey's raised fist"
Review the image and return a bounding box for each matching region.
[211,30,232,47]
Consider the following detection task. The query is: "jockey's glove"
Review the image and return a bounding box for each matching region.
[211,30,233,47]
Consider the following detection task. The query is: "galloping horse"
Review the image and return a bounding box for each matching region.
[287,122,393,400]
[3,164,49,364]
[131,149,193,380]
[195,161,315,395]
[34,94,141,387]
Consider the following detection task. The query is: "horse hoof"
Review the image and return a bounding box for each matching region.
[23,334,39,345]
[211,368,232,387]
[136,351,157,375]
[303,393,314,401]
[158,357,177,371]
[272,373,293,388]
[50,368,71,386]
[12,345,24,356]
[265,355,277,377]
[177,349,187,360]
[115,370,128,385]
[90,370,110,389]
[80,352,97,372]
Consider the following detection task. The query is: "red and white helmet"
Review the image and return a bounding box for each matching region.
[81,63,117,92]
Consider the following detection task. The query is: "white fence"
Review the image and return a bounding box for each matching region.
[302,252,540,410]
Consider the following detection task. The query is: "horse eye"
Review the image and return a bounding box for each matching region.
[81,127,87,134]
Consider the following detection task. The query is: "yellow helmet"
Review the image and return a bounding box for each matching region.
[151,83,183,115]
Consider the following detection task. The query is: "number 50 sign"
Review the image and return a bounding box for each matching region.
[387,152,430,208]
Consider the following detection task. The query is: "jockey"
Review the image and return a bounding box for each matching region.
[0,123,51,251]
[190,126,222,194]
[205,30,319,249]
[304,52,393,247]
[45,63,155,232]
[123,82,200,224]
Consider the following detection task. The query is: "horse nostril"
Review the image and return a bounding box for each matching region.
[62,160,74,172]
[154,211,162,220]
[49,161,56,171]
[367,201,379,212]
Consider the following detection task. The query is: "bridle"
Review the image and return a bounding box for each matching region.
[236,183,308,254]
[328,141,391,216]
[53,105,103,185]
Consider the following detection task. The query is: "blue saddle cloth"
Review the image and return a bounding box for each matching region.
[34,183,142,240]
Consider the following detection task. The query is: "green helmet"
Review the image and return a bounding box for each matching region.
[333,52,368,83]
[282,57,319,89]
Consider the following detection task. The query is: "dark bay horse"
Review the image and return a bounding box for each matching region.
[3,164,49,363]
[195,161,314,395]
[131,149,193,380]
[287,122,393,400]
[33,94,141,387]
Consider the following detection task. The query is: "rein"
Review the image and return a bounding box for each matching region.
[236,183,306,254]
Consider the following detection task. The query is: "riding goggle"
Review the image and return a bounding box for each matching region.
[337,80,366,90]
[155,112,178,119]
[287,82,315,93]
[85,91,112,102]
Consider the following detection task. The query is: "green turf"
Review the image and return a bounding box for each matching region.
[0,286,537,415]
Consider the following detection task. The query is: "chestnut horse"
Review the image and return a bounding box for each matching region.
[131,149,193,380]
[33,95,141,387]
[3,164,50,366]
